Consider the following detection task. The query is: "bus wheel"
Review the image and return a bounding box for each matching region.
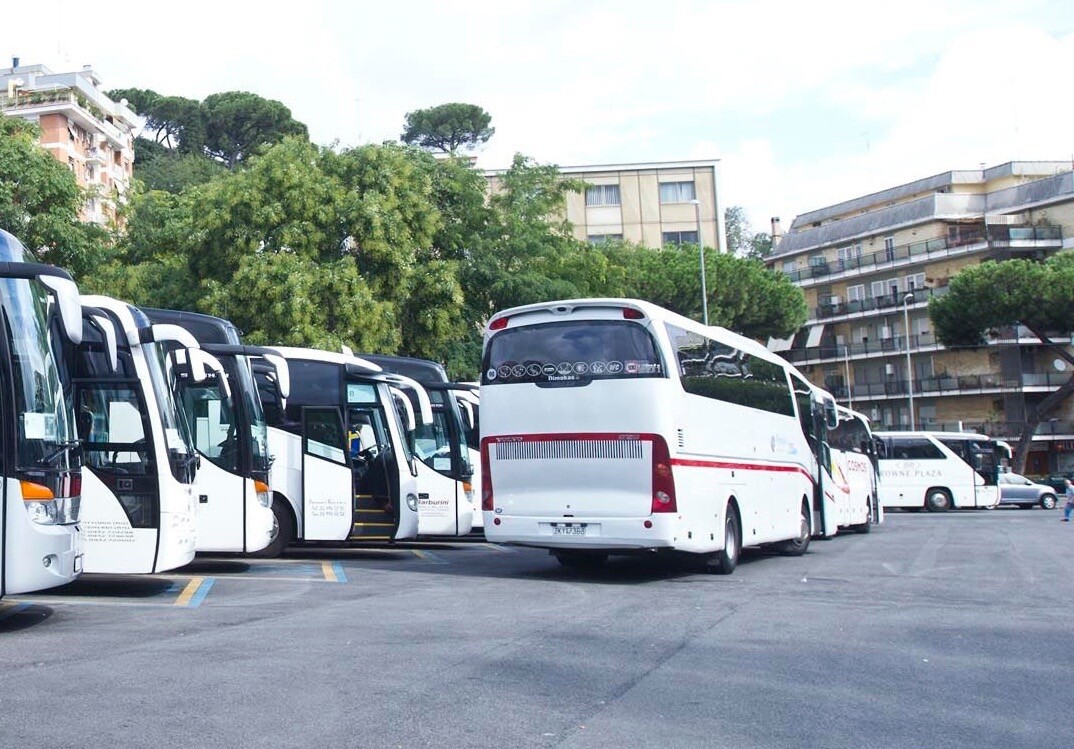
[850,500,872,534]
[924,489,952,513]
[707,504,741,575]
[777,502,812,556]
[553,550,608,569]
[251,499,294,558]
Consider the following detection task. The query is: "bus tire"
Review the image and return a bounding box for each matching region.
[777,502,811,556]
[252,498,294,558]
[707,503,741,575]
[924,488,952,513]
[850,499,873,534]
[553,550,608,569]
[1040,494,1057,510]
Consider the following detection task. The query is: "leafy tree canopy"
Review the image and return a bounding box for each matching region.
[930,254,1074,470]
[202,91,308,167]
[0,117,108,275]
[401,103,494,155]
[725,205,773,259]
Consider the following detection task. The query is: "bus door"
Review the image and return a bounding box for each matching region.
[345,381,402,541]
[791,376,834,537]
[177,360,246,550]
[300,406,351,541]
[408,388,474,536]
[75,380,162,573]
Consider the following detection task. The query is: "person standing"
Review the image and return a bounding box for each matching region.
[1064,479,1074,522]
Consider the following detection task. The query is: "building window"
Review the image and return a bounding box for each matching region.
[847,284,865,302]
[662,230,699,246]
[659,181,696,203]
[883,236,895,261]
[905,272,925,291]
[782,260,796,273]
[587,233,622,245]
[808,254,827,268]
[585,184,621,207]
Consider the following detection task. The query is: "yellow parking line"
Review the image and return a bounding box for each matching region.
[174,576,213,607]
[321,561,337,582]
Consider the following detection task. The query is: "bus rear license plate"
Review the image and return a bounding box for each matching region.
[544,523,599,537]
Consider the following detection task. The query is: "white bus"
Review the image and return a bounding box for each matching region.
[67,296,203,574]
[0,230,86,598]
[359,355,477,537]
[143,309,291,556]
[254,347,421,548]
[828,405,882,531]
[874,431,1004,512]
[452,384,482,530]
[480,298,838,573]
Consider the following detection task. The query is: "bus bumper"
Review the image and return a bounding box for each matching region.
[482,512,678,550]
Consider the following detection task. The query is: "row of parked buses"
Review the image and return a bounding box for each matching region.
[0,228,482,600]
[476,298,1011,573]
[1,228,1009,597]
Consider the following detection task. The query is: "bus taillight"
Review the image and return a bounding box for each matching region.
[651,435,677,513]
[481,441,494,511]
[488,316,510,331]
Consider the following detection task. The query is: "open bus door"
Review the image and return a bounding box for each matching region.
[300,406,351,540]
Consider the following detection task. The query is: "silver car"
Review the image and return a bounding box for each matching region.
[998,472,1059,509]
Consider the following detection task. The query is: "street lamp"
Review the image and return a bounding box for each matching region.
[903,292,915,430]
[691,199,709,325]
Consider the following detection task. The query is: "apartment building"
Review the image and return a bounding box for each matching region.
[767,161,1074,474]
[486,159,726,251]
[1,59,140,225]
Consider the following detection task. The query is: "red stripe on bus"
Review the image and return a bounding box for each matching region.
[670,458,814,482]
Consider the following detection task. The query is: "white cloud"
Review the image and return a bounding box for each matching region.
[5,0,1073,231]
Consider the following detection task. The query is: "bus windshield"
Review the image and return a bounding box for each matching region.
[237,356,270,474]
[2,277,79,473]
[482,320,664,386]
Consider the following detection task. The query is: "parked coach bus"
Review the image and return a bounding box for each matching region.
[254,347,422,549]
[65,296,204,574]
[359,354,477,537]
[874,431,1005,512]
[828,405,881,531]
[144,309,289,555]
[0,230,85,598]
[480,298,838,573]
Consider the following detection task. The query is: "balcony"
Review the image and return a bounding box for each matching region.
[825,372,1068,402]
[778,225,1061,286]
[814,285,946,321]
[785,332,939,365]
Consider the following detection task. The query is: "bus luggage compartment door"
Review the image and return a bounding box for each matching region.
[301,407,352,541]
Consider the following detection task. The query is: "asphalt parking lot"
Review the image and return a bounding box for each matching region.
[2,508,1072,749]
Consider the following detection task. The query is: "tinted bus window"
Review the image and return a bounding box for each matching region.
[482,320,664,386]
[667,324,794,417]
[888,437,944,460]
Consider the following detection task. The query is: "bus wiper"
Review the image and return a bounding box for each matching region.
[40,440,83,465]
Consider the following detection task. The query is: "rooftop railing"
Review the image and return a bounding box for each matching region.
[778,225,1061,284]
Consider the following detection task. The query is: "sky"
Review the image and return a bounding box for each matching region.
[5,0,1074,236]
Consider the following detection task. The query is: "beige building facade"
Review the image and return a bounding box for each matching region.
[486,159,726,251]
[1,60,140,226]
[767,161,1074,474]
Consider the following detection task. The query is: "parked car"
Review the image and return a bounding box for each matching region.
[998,472,1059,509]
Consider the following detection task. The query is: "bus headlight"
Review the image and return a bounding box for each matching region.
[24,499,58,525]
[21,481,80,525]
[254,480,272,508]
[405,493,418,512]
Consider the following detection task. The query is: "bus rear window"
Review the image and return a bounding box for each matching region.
[482,321,664,386]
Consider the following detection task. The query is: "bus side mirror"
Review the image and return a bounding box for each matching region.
[41,275,83,344]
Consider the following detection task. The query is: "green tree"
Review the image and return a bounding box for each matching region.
[202,253,397,351]
[0,117,108,275]
[135,152,227,194]
[202,91,309,167]
[930,254,1074,471]
[401,103,495,155]
[725,205,774,259]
